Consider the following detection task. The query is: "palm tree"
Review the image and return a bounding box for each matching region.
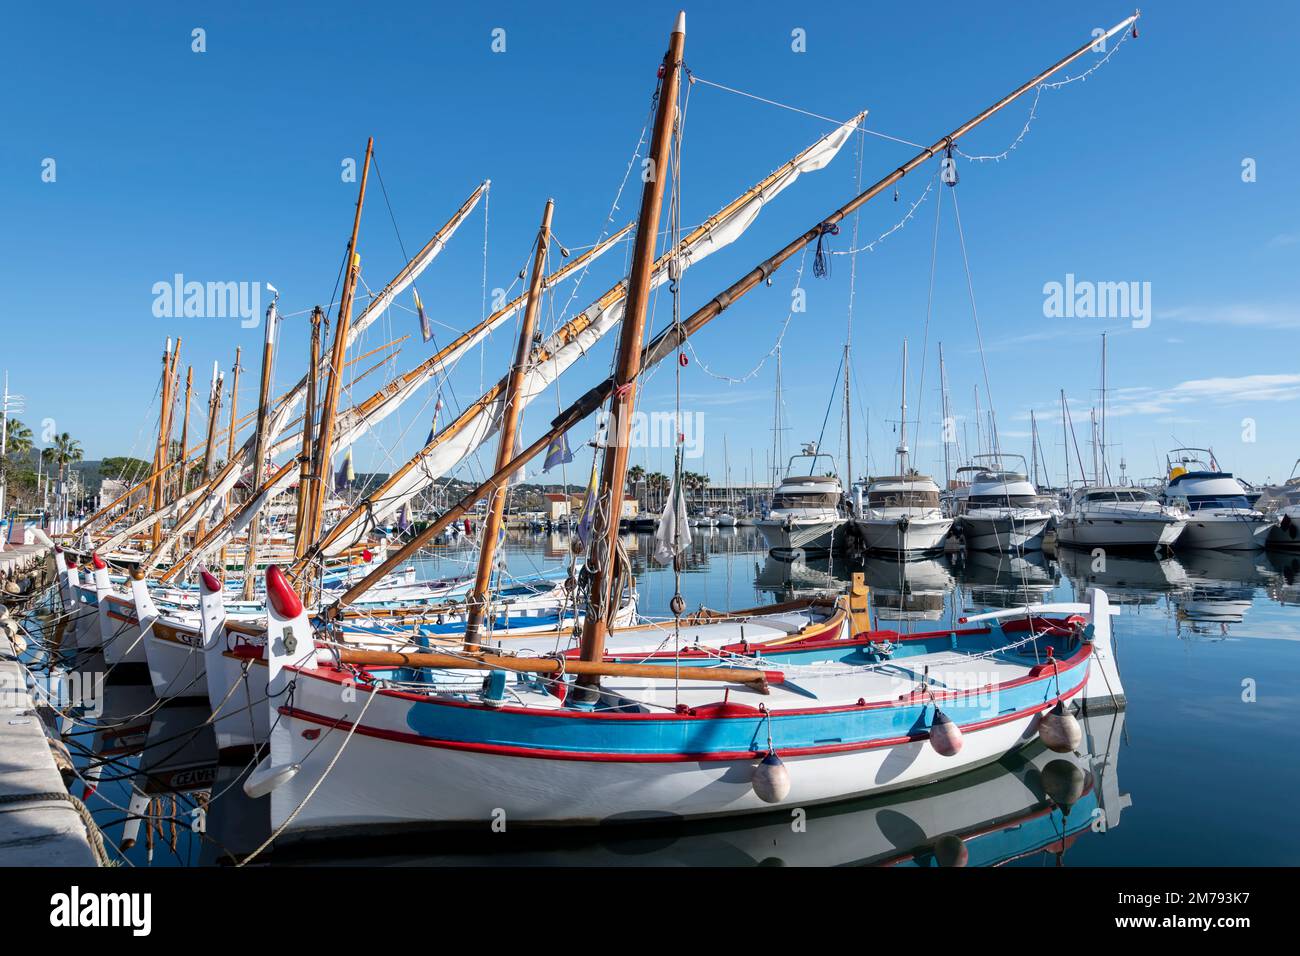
[4,418,33,460]
[627,464,645,498]
[49,432,83,483]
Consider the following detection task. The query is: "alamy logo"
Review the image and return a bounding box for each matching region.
[1042,273,1151,329]
[49,886,151,936]
[151,274,264,328]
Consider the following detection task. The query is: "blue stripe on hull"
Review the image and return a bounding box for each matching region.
[398,655,1089,757]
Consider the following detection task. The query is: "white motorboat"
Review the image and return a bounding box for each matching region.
[1056,485,1187,552]
[953,455,1051,552]
[755,444,846,554]
[852,475,952,555]
[1160,448,1271,551]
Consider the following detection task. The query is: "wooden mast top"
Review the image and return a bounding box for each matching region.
[463,198,554,647]
[574,12,685,691]
[303,137,374,571]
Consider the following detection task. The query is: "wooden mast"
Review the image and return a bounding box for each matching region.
[240,298,280,599]
[196,361,224,543]
[218,347,242,574]
[301,137,374,590]
[294,306,324,561]
[150,337,179,549]
[177,366,193,498]
[328,11,1140,617]
[574,12,685,698]
[463,198,554,647]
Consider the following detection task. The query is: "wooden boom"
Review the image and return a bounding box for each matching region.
[334,647,777,693]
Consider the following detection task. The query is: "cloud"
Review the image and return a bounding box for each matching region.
[1159,303,1300,330]
[1108,373,1300,417]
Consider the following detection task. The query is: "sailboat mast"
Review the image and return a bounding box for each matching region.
[575,11,685,689]
[303,137,374,564]
[463,198,554,647]
[897,338,909,473]
[240,296,280,599]
[196,362,223,542]
[294,307,324,561]
[843,342,852,492]
[1030,409,1039,487]
[218,347,242,574]
[938,342,952,489]
[1060,389,1070,488]
[177,366,193,497]
[1100,331,1108,484]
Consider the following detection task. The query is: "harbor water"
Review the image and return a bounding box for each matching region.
[26,527,1300,866]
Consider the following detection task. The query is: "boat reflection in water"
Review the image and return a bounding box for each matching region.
[1056,547,1189,608]
[250,709,1127,867]
[952,549,1057,609]
[1171,548,1278,637]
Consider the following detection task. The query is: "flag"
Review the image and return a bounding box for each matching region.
[575,456,600,550]
[543,431,575,473]
[397,502,412,533]
[653,474,692,565]
[335,447,354,492]
[414,289,432,343]
[425,397,443,446]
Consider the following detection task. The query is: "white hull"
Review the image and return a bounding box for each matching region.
[755,517,844,554]
[960,512,1050,552]
[1178,515,1270,551]
[1056,516,1185,551]
[852,516,951,555]
[271,677,1076,836]
[97,592,148,666]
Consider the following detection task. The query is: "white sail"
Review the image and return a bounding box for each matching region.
[346,182,487,348]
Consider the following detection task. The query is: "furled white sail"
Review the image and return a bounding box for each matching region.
[346,182,487,349]
[315,115,863,557]
[653,476,692,565]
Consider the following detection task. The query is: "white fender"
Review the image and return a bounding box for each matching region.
[119,787,151,851]
[1080,587,1126,714]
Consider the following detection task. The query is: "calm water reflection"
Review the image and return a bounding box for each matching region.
[51,528,1300,865]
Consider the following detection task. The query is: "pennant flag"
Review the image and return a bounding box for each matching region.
[575,455,601,550]
[425,397,444,446]
[543,431,575,473]
[397,502,412,533]
[414,289,432,343]
[653,474,692,565]
[335,447,355,492]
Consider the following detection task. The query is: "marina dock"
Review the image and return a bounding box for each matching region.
[0,538,100,866]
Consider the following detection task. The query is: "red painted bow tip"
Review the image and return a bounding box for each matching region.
[199,569,222,594]
[92,553,107,570]
[265,565,303,619]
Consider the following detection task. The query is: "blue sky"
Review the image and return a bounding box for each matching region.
[5,1,1299,490]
